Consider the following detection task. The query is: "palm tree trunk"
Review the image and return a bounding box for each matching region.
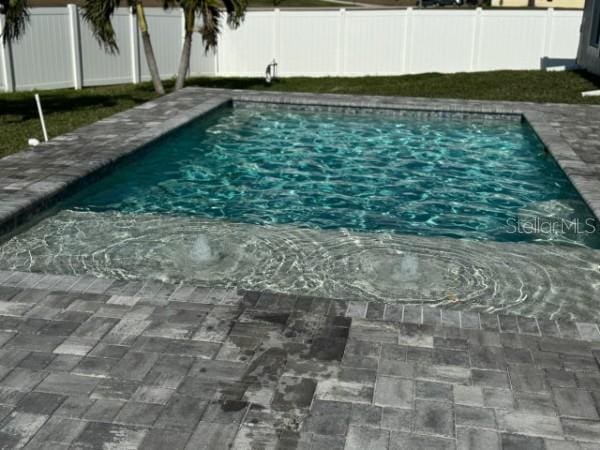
[136,2,164,95]
[175,30,193,90]
[175,10,195,90]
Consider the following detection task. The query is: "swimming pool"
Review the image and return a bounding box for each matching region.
[1,100,600,319]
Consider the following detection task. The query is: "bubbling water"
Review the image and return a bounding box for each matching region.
[190,235,215,263]
[2,210,600,321]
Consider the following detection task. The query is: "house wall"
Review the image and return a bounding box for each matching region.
[491,0,529,7]
[0,6,584,92]
[577,0,600,75]
[491,0,584,8]
[535,0,585,9]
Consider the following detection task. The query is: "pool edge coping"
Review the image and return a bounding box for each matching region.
[1,87,599,245]
[0,89,233,237]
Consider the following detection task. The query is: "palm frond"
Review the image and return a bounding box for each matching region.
[164,0,247,52]
[221,0,247,27]
[1,0,30,45]
[81,0,122,53]
[199,0,221,50]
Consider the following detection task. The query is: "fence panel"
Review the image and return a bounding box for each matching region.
[343,10,406,75]
[478,9,549,71]
[278,10,340,76]
[217,11,276,76]
[79,8,132,87]
[10,8,72,90]
[0,15,7,92]
[1,6,585,91]
[409,10,476,74]
[189,47,217,77]
[548,10,582,61]
[140,8,182,80]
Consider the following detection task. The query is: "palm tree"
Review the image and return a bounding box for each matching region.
[172,0,247,90]
[1,0,29,44]
[82,0,165,95]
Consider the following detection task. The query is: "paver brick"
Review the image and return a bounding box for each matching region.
[0,368,47,392]
[345,426,390,450]
[508,365,547,392]
[561,417,600,442]
[142,428,192,450]
[501,433,544,450]
[36,373,99,396]
[303,400,352,436]
[415,380,453,402]
[82,399,124,422]
[110,351,159,381]
[455,405,496,429]
[73,421,147,449]
[553,387,599,419]
[513,391,556,416]
[28,417,86,446]
[350,403,382,428]
[15,392,65,415]
[457,427,500,450]
[453,386,483,406]
[115,401,163,427]
[414,399,455,437]
[373,376,414,408]
[0,411,48,449]
[472,369,510,389]
[496,411,563,439]
[389,431,455,450]
[154,394,209,431]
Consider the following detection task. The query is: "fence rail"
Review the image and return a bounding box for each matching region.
[0,6,583,92]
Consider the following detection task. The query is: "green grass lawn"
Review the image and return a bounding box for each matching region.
[2,70,600,158]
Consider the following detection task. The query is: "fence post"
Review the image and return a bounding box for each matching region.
[337,8,346,76]
[470,7,482,72]
[67,4,83,89]
[402,7,413,74]
[213,44,219,77]
[0,15,15,92]
[543,8,554,60]
[273,9,280,74]
[129,8,141,83]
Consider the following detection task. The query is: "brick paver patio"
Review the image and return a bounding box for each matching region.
[0,271,596,448]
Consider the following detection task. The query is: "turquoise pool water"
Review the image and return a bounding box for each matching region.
[65,103,594,243]
[2,102,600,319]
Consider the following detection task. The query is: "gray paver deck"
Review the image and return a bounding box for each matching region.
[0,271,594,448]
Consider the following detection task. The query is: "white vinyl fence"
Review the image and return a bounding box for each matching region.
[0,6,583,92]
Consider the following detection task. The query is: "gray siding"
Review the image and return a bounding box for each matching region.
[578,0,600,75]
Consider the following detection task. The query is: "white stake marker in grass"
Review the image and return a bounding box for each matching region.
[35,93,48,143]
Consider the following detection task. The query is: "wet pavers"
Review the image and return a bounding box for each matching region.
[0,272,595,448]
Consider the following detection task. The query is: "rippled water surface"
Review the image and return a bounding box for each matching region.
[2,103,600,320]
[65,104,594,243]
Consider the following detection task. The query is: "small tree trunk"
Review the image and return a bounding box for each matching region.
[136,2,165,95]
[175,11,194,90]
[175,30,193,90]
